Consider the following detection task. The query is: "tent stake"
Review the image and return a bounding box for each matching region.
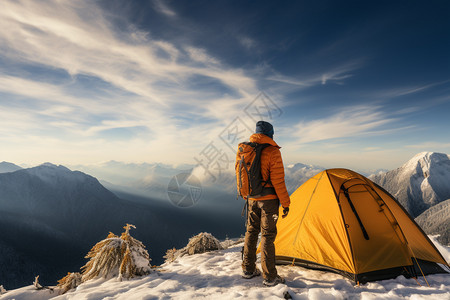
[407,244,430,287]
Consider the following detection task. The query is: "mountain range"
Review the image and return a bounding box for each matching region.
[1,151,449,289]
[0,163,243,290]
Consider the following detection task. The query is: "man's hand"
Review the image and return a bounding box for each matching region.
[282,207,289,218]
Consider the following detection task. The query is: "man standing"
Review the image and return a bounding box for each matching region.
[236,120,290,286]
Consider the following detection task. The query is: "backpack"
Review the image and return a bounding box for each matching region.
[235,142,276,199]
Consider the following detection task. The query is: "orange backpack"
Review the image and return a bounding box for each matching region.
[235,142,275,199]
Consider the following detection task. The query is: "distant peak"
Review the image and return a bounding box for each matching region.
[411,152,434,159]
[286,162,319,170]
[409,152,449,163]
[403,152,450,174]
[0,161,19,166]
[41,162,57,167]
[0,161,23,173]
[38,162,71,171]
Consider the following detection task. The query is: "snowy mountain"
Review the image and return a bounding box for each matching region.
[0,163,132,289]
[415,199,450,245]
[370,152,450,217]
[2,237,449,300]
[284,163,324,194]
[0,164,244,290]
[0,161,22,173]
[0,163,124,236]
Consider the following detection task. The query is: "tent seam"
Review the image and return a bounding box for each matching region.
[291,171,324,248]
[328,174,358,279]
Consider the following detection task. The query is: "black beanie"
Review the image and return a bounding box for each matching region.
[255,121,274,139]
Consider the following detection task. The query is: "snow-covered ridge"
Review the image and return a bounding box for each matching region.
[370,151,450,218]
[415,199,450,245]
[404,152,450,171]
[2,237,449,300]
[23,163,93,186]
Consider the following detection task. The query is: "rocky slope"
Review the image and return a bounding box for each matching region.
[370,152,450,217]
[415,199,450,245]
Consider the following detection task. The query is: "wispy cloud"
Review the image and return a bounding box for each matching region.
[0,0,258,102]
[185,47,221,65]
[153,0,177,17]
[0,0,263,164]
[238,36,257,50]
[372,80,450,99]
[292,105,399,144]
[268,59,363,88]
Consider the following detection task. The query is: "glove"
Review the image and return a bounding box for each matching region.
[282,207,289,218]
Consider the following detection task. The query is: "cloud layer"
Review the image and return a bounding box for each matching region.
[0,0,263,164]
[0,0,448,171]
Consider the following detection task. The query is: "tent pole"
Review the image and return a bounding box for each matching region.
[365,184,430,287]
[407,244,430,287]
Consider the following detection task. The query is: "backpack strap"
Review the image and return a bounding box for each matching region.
[238,156,244,194]
[259,143,272,188]
[251,143,276,198]
[242,155,251,198]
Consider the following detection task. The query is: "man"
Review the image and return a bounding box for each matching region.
[237,120,290,286]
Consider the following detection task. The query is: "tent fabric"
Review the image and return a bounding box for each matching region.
[274,168,449,283]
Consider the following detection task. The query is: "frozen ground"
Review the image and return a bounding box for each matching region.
[1,236,449,300]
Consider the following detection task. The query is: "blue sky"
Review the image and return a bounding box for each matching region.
[0,0,449,172]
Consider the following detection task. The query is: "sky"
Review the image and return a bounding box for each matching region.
[0,0,449,172]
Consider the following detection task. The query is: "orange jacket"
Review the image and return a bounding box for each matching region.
[235,133,290,208]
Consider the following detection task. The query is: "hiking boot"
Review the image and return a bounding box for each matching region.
[242,268,261,279]
[263,275,285,287]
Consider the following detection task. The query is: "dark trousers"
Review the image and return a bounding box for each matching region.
[242,199,279,280]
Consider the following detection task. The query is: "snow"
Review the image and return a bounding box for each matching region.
[416,202,450,245]
[370,151,450,218]
[430,236,450,263]
[2,238,449,300]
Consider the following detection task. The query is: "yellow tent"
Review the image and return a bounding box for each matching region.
[275,169,449,283]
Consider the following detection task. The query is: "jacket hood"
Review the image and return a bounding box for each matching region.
[249,133,280,148]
